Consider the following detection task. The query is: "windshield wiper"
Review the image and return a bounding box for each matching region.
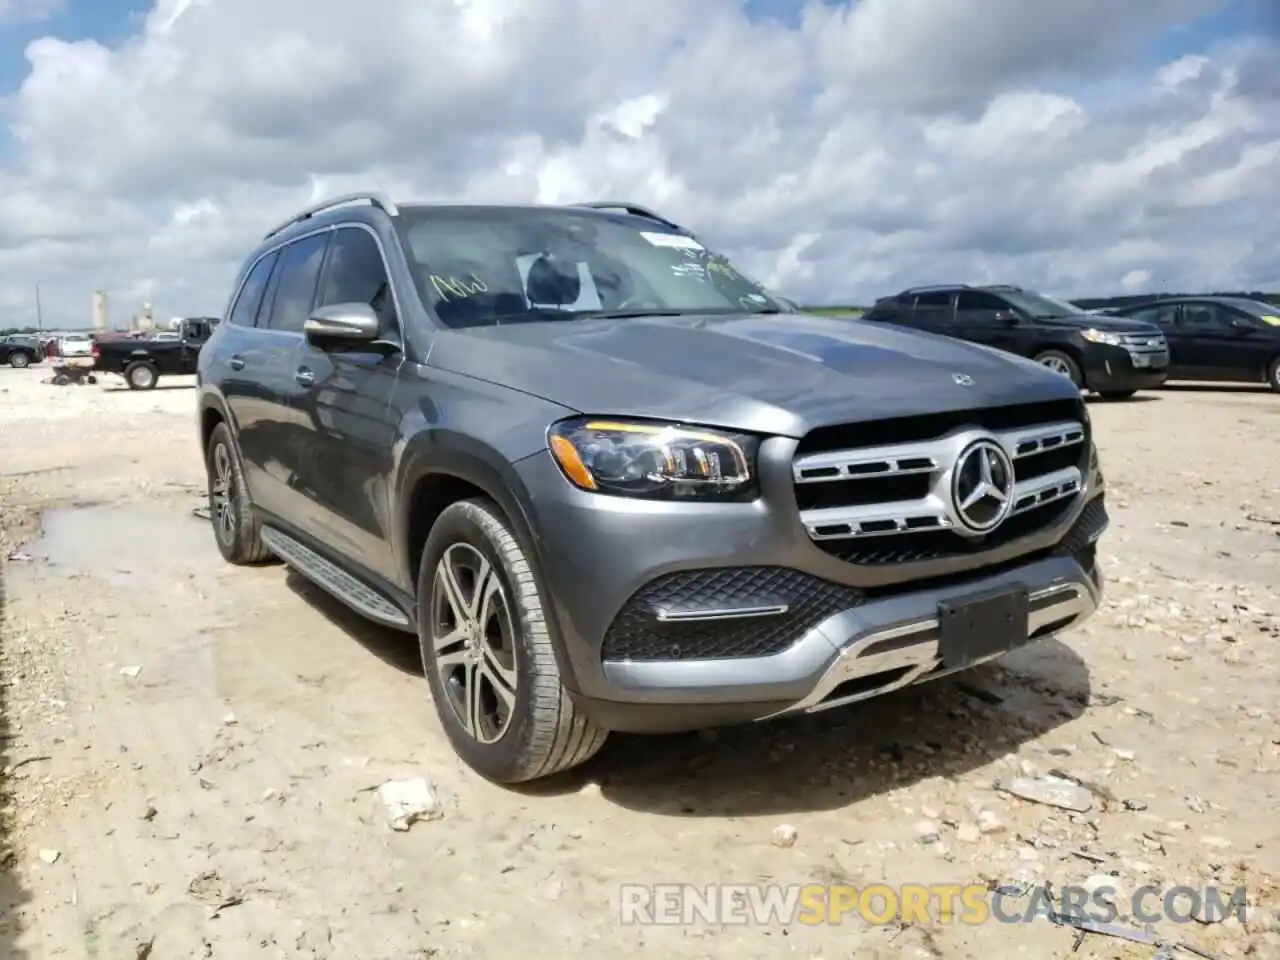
[584,306,785,320]
[580,309,691,319]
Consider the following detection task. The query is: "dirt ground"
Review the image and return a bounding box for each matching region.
[1,364,1278,960]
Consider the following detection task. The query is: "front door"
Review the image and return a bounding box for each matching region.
[289,225,408,588]
[1173,303,1249,381]
[954,290,1021,355]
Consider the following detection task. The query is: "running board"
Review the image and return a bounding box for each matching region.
[260,527,411,628]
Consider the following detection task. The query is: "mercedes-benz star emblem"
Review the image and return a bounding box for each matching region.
[951,439,1015,533]
[952,373,973,386]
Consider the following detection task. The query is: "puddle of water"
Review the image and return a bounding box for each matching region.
[20,502,222,589]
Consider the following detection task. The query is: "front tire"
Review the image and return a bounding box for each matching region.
[125,361,158,390]
[1269,357,1280,393]
[205,422,272,565]
[1034,350,1083,388]
[9,352,30,369]
[417,498,607,784]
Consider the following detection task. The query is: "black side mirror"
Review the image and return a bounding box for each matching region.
[995,310,1019,325]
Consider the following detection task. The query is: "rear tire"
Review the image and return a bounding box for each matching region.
[205,422,273,565]
[1269,357,1280,393]
[9,352,30,369]
[1098,390,1136,401]
[417,498,608,784]
[1034,350,1083,388]
[125,362,158,390]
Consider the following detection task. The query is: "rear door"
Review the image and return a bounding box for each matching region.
[862,296,914,327]
[289,225,408,585]
[241,231,331,530]
[179,320,209,373]
[218,248,281,505]
[909,291,956,336]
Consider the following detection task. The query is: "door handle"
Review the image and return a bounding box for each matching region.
[294,367,315,387]
[228,355,245,370]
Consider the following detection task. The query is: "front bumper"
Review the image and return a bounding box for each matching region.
[572,550,1102,733]
[1082,344,1168,392]
[516,443,1107,734]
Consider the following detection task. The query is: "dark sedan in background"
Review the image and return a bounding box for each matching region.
[1105,296,1280,392]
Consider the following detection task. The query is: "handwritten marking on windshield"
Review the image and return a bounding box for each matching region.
[707,261,743,281]
[430,274,488,300]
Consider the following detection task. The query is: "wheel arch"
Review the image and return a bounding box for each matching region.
[396,435,577,686]
[1033,341,1085,367]
[198,392,234,458]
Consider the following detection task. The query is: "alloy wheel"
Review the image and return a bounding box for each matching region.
[211,443,236,545]
[1040,356,1072,376]
[430,543,519,744]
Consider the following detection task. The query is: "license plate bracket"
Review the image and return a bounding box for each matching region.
[937,584,1030,670]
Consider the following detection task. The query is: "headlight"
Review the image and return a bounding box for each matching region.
[1080,328,1122,346]
[547,417,759,500]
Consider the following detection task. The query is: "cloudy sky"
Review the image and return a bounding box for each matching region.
[0,0,1276,328]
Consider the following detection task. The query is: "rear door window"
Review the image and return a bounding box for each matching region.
[227,251,280,328]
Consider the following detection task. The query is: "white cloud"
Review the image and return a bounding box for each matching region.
[0,0,62,24]
[0,0,1277,327]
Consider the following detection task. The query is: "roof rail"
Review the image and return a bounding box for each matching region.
[263,192,399,241]
[573,201,684,230]
[902,284,969,295]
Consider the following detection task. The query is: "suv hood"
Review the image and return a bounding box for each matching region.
[429,313,1082,438]
[1037,313,1161,334]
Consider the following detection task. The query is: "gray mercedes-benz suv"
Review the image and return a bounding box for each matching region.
[197,194,1107,784]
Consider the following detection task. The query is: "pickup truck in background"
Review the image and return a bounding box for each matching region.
[93,317,219,389]
[57,334,95,359]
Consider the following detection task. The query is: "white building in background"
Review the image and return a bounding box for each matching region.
[91,290,108,330]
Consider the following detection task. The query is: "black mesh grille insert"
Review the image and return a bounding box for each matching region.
[601,567,864,662]
[1053,494,1107,562]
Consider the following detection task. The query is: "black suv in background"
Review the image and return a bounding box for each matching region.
[0,335,42,368]
[861,284,1169,400]
[1103,296,1280,392]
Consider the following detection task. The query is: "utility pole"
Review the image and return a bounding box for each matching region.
[35,281,43,331]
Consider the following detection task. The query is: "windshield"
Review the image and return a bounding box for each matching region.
[998,290,1084,320]
[394,207,781,328]
[1222,298,1280,321]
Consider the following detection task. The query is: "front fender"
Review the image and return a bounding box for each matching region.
[394,432,545,589]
